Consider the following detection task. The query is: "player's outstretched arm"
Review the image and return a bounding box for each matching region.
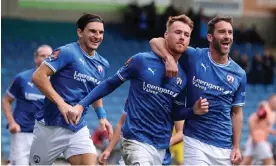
[170,120,184,146]
[172,97,209,121]
[68,75,124,125]
[149,37,178,77]
[230,106,243,165]
[32,64,72,123]
[98,114,126,165]
[75,75,124,110]
[2,94,20,133]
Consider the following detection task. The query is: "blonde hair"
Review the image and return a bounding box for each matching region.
[166,14,194,31]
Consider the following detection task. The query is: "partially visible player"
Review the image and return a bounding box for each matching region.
[2,45,52,165]
[29,14,113,165]
[97,108,185,165]
[69,15,208,165]
[149,16,246,165]
[241,95,276,165]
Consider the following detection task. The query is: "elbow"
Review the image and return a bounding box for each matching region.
[32,71,40,86]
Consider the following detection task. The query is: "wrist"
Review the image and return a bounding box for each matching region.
[75,104,84,112]
[95,107,107,119]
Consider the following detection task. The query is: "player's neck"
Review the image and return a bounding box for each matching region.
[78,41,95,56]
[209,46,229,64]
[167,45,181,62]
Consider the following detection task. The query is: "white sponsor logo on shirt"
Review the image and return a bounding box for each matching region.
[73,71,100,84]
[142,82,178,97]
[25,93,45,100]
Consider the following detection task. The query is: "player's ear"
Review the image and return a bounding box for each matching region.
[207,33,213,43]
[77,28,83,38]
[164,31,168,40]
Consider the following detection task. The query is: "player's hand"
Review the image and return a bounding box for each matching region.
[193,97,209,115]
[231,147,242,165]
[98,150,111,165]
[8,121,21,134]
[57,102,73,124]
[67,104,84,125]
[99,118,113,141]
[165,55,178,77]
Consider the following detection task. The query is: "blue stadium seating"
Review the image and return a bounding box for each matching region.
[1,18,275,160]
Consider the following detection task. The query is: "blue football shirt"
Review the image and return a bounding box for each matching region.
[7,69,45,132]
[41,42,109,132]
[118,52,187,149]
[179,47,246,148]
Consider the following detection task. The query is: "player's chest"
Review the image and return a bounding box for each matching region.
[191,61,239,95]
[138,66,185,95]
[66,57,105,84]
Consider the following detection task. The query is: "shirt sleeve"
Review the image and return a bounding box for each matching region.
[180,47,197,71]
[6,74,21,99]
[116,53,142,81]
[232,73,247,107]
[43,47,73,73]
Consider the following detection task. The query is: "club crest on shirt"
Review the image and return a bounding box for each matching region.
[48,50,60,61]
[125,57,132,67]
[227,74,234,84]
[97,65,103,73]
[176,77,182,85]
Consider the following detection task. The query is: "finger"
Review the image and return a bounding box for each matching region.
[199,97,203,101]
[200,102,209,107]
[201,106,209,110]
[75,115,81,125]
[63,114,69,124]
[200,98,207,103]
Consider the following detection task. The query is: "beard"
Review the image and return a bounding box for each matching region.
[212,38,231,56]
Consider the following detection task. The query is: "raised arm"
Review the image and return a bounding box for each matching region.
[149,37,178,77]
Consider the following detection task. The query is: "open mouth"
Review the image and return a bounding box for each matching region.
[221,42,230,48]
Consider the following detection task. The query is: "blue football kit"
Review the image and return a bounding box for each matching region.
[6,69,45,132]
[79,51,188,149]
[178,47,246,149]
[41,42,109,132]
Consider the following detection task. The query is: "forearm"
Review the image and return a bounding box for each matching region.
[231,109,243,148]
[170,133,183,146]
[33,72,64,106]
[2,100,15,124]
[149,38,173,61]
[78,75,123,108]
[105,123,122,152]
[172,106,195,121]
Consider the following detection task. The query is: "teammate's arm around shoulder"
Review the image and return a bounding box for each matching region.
[98,114,126,165]
[149,38,178,77]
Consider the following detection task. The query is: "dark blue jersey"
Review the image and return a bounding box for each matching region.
[7,69,45,132]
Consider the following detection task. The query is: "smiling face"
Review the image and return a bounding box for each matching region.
[77,22,104,51]
[165,21,192,55]
[208,21,233,56]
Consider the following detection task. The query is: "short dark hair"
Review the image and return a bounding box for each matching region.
[76,14,104,31]
[207,16,233,34]
[166,14,194,31]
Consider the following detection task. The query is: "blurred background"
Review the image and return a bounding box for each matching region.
[1,0,276,164]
